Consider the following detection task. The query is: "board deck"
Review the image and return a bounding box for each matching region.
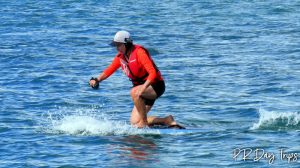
[151,128,203,134]
[146,125,203,135]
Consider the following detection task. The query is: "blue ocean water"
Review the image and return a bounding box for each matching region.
[1,0,300,167]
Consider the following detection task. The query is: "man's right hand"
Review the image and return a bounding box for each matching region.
[89,77,99,89]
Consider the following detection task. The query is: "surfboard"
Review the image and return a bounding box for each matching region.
[150,128,203,135]
[146,125,203,135]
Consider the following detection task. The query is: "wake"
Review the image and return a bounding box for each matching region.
[40,106,185,136]
[251,109,300,131]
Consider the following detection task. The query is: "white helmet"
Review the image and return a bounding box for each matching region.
[111,30,132,46]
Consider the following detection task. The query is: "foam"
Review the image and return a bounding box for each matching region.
[251,109,300,130]
[41,107,195,136]
[41,107,160,136]
[52,115,149,135]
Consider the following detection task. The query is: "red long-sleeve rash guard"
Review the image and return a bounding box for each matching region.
[103,48,161,84]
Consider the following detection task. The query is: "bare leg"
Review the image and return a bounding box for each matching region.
[147,115,178,126]
[130,85,156,128]
[130,85,181,128]
[130,105,178,127]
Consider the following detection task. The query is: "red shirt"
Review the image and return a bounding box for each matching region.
[103,45,163,84]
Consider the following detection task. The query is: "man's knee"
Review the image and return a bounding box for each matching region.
[130,87,139,101]
[130,115,142,126]
[130,118,139,125]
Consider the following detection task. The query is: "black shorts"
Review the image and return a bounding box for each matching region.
[134,80,165,106]
[145,80,165,106]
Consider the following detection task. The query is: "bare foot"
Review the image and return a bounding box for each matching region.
[165,115,186,129]
[165,115,177,126]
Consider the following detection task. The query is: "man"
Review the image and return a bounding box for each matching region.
[89,30,184,129]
